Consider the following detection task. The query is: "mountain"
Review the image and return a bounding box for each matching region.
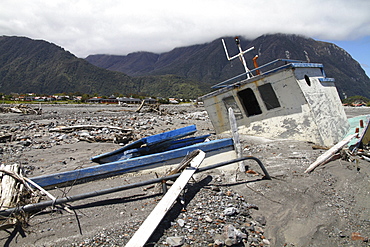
[0,36,140,96]
[0,36,203,98]
[86,34,370,98]
[1,35,369,99]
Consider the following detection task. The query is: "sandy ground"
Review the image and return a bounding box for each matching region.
[0,104,369,246]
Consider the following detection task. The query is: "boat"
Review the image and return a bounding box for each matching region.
[30,138,235,188]
[199,37,349,147]
[91,125,199,164]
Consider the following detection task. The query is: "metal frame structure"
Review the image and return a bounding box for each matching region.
[0,156,270,217]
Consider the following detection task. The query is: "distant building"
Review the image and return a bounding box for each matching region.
[168,98,179,104]
[86,97,118,104]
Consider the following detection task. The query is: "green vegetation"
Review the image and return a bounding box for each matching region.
[342,95,370,106]
[133,75,205,99]
[2,35,370,99]
[0,36,206,99]
[0,92,194,105]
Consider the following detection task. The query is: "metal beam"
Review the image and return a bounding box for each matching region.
[0,156,270,217]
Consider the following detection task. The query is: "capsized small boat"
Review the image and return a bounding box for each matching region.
[199,37,349,147]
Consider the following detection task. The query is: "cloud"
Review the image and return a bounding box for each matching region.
[1,0,369,57]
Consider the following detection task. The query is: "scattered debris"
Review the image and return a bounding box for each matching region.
[305,134,358,173]
[0,104,42,115]
[48,124,133,144]
[307,116,370,172]
[29,137,234,188]
[0,164,40,232]
[152,185,266,247]
[91,125,198,164]
[49,124,131,133]
[0,104,368,246]
[126,150,205,247]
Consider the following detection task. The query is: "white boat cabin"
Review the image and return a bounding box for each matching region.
[200,59,349,147]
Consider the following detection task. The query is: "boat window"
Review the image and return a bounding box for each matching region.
[258,83,281,110]
[304,75,311,86]
[223,96,243,120]
[237,88,262,117]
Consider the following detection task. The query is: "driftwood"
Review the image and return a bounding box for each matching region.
[126,150,205,247]
[146,104,163,115]
[49,125,132,133]
[77,134,132,144]
[304,134,358,173]
[144,150,204,191]
[0,104,42,115]
[135,100,146,113]
[135,101,164,115]
[166,150,201,176]
[0,164,40,230]
[155,149,201,191]
[311,145,330,150]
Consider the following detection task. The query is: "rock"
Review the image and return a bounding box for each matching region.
[223,207,238,216]
[211,185,220,192]
[213,239,223,247]
[204,215,213,223]
[225,190,233,196]
[225,238,233,246]
[243,202,259,210]
[255,226,264,234]
[166,236,185,246]
[255,215,266,226]
[177,218,185,227]
[251,237,259,243]
[242,239,250,247]
[262,239,271,245]
[351,232,365,241]
[19,139,32,146]
[222,224,247,246]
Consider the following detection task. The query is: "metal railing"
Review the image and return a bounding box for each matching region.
[0,156,270,217]
[212,58,306,89]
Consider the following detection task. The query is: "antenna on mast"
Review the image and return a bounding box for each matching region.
[222,37,254,79]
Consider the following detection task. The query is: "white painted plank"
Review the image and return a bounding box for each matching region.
[304,133,357,173]
[228,108,245,172]
[125,150,206,247]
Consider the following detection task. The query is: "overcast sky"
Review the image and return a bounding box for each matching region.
[1,0,370,75]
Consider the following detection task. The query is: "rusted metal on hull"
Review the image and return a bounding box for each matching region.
[200,60,349,147]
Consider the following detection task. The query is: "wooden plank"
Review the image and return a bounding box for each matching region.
[30,138,234,188]
[91,125,197,164]
[228,108,245,172]
[0,164,22,210]
[49,125,130,132]
[125,150,205,247]
[304,133,358,173]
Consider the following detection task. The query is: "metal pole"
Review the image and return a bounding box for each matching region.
[236,41,251,78]
[0,156,270,217]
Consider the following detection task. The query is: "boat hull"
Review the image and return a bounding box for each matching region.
[200,63,349,146]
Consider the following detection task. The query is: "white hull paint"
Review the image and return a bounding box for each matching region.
[200,62,349,147]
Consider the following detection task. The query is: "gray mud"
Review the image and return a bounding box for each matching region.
[0,104,369,246]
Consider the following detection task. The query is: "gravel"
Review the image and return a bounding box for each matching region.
[0,104,369,247]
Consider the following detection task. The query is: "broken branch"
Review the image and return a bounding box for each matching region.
[49,125,132,133]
